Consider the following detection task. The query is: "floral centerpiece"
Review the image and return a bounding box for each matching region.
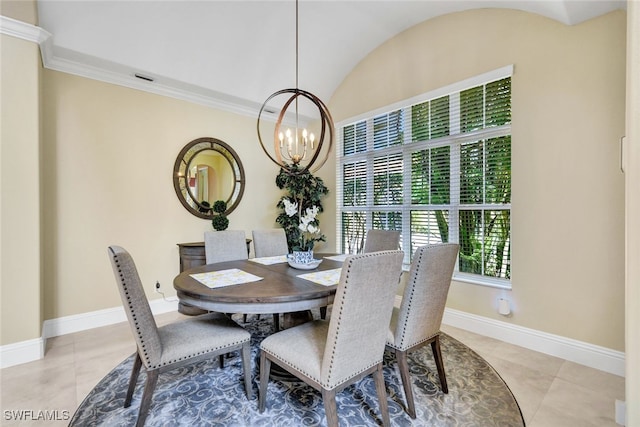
[282,198,325,262]
[275,167,329,261]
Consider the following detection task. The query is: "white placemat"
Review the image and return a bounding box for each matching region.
[249,255,289,265]
[190,269,263,289]
[324,254,349,262]
[297,268,342,286]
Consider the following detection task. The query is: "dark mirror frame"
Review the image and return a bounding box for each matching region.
[173,137,246,219]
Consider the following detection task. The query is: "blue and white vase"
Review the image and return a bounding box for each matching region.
[291,250,314,264]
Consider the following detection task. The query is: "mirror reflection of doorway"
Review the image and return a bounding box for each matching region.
[197,166,209,203]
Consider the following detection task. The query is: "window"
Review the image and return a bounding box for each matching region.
[337,66,512,287]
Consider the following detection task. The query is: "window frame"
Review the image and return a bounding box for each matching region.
[336,65,513,289]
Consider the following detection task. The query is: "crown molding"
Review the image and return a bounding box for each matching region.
[1,16,314,124]
[42,52,267,120]
[0,15,50,44]
[0,15,275,121]
[42,52,312,124]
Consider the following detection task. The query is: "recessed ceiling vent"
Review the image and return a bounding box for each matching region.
[134,73,154,82]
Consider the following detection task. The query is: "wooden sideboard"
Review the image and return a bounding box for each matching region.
[177,242,207,272]
[177,239,252,272]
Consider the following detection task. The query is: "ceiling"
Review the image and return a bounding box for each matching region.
[36,0,625,121]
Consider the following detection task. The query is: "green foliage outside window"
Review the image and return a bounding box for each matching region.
[339,75,511,281]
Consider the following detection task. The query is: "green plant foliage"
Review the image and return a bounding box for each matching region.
[275,166,329,251]
[211,215,229,231]
[211,200,229,231]
[213,200,227,214]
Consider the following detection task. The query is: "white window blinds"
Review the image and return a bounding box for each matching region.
[337,66,512,286]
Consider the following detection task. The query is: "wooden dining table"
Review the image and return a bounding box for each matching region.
[173,254,345,323]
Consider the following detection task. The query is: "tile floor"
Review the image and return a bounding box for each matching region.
[0,311,625,426]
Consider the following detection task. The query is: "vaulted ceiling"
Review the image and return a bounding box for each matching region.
[36,0,625,119]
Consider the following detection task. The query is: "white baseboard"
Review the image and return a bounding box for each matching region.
[41,297,178,338]
[2,301,625,377]
[0,337,44,369]
[443,307,625,377]
[0,297,178,369]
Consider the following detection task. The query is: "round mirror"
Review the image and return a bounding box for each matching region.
[173,137,245,219]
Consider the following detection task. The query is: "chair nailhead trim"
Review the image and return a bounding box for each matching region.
[114,254,153,366]
[398,249,425,347]
[114,252,251,370]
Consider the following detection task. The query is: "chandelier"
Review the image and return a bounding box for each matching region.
[257,0,334,175]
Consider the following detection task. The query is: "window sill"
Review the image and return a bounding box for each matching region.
[452,273,512,290]
[401,266,511,290]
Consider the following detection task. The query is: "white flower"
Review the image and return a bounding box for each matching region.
[300,206,318,226]
[282,201,324,251]
[282,198,298,217]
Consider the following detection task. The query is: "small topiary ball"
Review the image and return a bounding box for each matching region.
[213,200,227,214]
[212,215,229,231]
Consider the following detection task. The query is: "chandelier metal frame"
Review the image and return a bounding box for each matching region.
[256,0,334,175]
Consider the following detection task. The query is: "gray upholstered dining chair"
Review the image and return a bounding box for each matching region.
[363,229,401,253]
[385,243,459,419]
[319,228,401,320]
[108,246,252,427]
[204,230,248,263]
[251,228,290,328]
[252,228,289,257]
[259,250,404,427]
[204,229,270,328]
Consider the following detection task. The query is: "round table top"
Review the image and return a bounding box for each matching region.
[173,254,344,314]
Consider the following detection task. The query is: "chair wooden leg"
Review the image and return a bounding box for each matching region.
[373,364,391,427]
[395,349,416,418]
[241,342,252,399]
[273,314,279,332]
[321,388,339,427]
[431,334,448,394]
[125,353,143,408]
[135,369,159,427]
[258,353,271,412]
[219,354,225,369]
[320,306,327,319]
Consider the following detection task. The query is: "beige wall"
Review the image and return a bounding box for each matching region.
[0,34,42,345]
[39,71,336,321]
[0,0,37,25]
[330,9,626,350]
[625,0,639,420]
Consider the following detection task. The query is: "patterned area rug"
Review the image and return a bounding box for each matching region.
[70,312,524,426]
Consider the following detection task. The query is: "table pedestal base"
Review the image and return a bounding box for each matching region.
[281,310,314,330]
[178,302,208,316]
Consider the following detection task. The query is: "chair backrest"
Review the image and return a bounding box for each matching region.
[108,246,162,368]
[252,229,289,258]
[321,250,404,388]
[363,229,401,253]
[393,243,459,349]
[204,230,248,263]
